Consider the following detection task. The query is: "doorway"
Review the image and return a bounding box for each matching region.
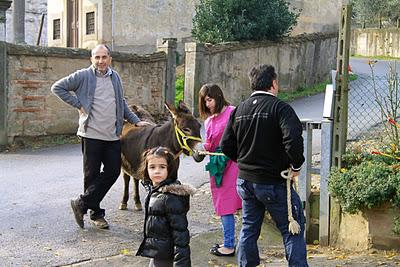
[67,0,79,47]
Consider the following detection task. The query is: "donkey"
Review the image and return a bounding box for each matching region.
[119,101,202,210]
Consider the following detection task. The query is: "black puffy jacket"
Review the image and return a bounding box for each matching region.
[136,179,196,266]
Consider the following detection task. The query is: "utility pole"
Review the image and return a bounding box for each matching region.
[0,0,12,41]
[330,4,352,245]
[12,0,24,44]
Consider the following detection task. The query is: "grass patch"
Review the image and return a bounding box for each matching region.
[349,73,358,81]
[278,80,330,102]
[352,55,400,60]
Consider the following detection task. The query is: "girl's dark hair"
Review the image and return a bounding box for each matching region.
[248,64,277,91]
[198,83,229,120]
[137,146,178,184]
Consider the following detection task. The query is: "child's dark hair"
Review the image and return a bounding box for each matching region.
[137,146,178,184]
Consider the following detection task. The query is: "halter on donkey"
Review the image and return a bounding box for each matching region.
[164,103,203,159]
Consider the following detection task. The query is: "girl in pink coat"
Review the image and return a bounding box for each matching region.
[197,84,242,257]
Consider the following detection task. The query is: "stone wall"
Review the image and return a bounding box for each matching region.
[0,42,169,145]
[351,28,400,58]
[6,0,47,46]
[337,203,400,250]
[184,32,338,113]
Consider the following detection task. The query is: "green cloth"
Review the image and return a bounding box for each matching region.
[205,147,229,187]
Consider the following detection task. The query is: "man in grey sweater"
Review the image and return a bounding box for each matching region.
[51,44,149,229]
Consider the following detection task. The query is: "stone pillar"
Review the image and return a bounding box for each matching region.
[12,0,24,44]
[0,41,7,147]
[0,1,12,147]
[0,0,12,41]
[157,38,177,105]
[184,42,205,117]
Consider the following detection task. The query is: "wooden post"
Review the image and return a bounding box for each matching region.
[330,4,352,245]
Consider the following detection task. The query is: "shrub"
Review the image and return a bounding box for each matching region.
[192,0,299,43]
[329,160,398,214]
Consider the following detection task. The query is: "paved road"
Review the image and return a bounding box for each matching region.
[290,58,398,152]
[0,143,209,266]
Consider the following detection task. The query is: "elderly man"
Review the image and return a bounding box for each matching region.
[51,44,149,229]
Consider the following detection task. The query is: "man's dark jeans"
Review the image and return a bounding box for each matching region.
[79,137,121,220]
[236,178,309,267]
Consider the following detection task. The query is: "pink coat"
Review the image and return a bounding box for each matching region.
[204,105,242,216]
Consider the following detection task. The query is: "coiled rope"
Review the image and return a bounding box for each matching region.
[280,168,301,235]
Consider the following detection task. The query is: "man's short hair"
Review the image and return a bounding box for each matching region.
[91,44,111,57]
[248,64,277,91]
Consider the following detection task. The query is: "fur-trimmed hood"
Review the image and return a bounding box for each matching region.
[159,183,196,196]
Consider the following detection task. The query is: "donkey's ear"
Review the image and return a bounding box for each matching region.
[178,100,190,114]
[165,102,177,118]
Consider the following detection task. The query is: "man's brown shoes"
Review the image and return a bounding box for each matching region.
[70,199,84,228]
[90,217,109,229]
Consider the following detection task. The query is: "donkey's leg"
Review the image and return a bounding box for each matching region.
[133,178,142,211]
[119,172,130,210]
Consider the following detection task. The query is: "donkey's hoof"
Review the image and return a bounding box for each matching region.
[119,203,128,210]
[134,203,143,211]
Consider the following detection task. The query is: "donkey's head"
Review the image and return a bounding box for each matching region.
[165,101,202,156]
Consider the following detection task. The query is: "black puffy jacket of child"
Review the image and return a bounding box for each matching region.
[136,177,196,266]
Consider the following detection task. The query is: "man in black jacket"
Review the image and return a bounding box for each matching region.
[220,64,309,267]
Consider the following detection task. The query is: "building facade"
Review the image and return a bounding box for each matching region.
[6,0,47,45]
[47,0,343,55]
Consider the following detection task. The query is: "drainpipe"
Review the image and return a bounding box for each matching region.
[111,0,115,50]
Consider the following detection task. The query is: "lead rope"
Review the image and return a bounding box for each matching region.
[195,150,225,156]
[280,168,301,235]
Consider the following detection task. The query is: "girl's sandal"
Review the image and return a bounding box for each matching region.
[209,246,235,257]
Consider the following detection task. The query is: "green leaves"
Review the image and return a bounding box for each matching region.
[192,0,299,43]
[329,157,400,214]
[353,0,400,26]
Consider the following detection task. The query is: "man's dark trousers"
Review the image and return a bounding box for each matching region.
[79,137,121,220]
[236,178,309,267]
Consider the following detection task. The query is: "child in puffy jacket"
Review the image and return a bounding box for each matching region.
[136,146,195,267]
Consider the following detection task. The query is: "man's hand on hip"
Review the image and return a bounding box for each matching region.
[135,121,155,127]
[79,107,87,115]
[291,170,300,181]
